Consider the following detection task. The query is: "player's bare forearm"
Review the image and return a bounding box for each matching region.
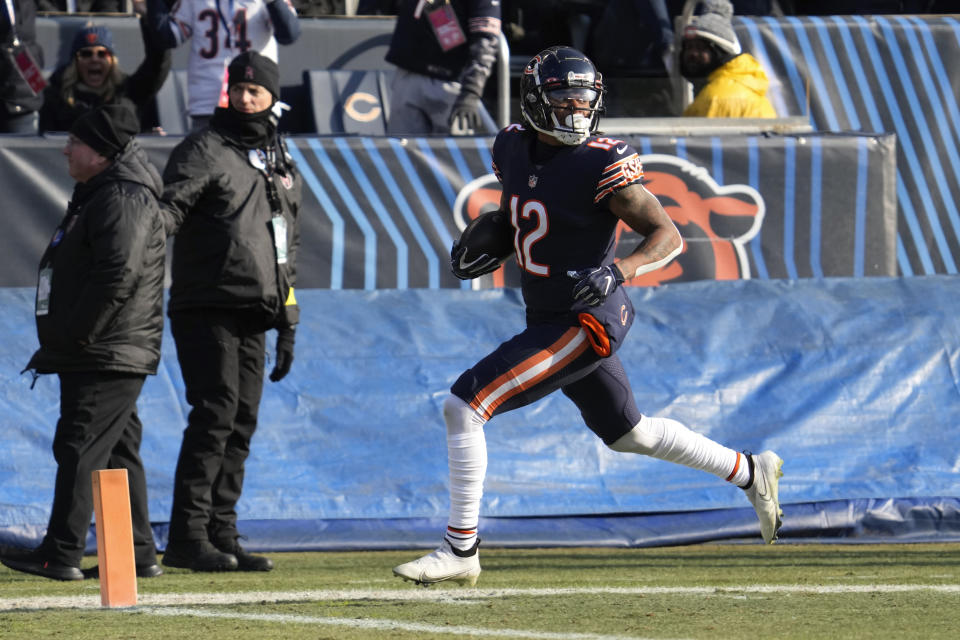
[609,183,683,279]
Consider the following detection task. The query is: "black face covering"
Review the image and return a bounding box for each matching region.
[680,57,715,82]
[210,104,278,150]
[680,40,736,82]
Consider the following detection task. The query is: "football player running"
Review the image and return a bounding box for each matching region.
[393,46,783,588]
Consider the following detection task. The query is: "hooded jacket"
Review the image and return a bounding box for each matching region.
[27,140,166,374]
[683,52,777,119]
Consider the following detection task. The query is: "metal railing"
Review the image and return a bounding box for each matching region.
[496,31,510,129]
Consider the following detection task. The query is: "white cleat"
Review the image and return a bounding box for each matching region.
[392,539,481,587]
[744,450,784,544]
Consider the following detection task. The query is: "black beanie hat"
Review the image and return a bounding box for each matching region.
[227,51,280,100]
[70,102,140,159]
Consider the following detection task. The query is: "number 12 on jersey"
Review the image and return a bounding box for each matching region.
[508,194,550,277]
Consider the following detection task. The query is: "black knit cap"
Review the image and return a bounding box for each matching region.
[70,102,139,159]
[227,51,280,100]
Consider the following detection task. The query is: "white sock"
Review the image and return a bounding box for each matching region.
[443,395,487,551]
[609,415,750,487]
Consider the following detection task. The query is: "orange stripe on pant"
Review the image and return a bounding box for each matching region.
[470,327,591,420]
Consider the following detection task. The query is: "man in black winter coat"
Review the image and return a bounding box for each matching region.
[159,50,301,573]
[1,102,166,581]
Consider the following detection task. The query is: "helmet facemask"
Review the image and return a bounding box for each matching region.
[544,85,603,145]
[521,48,606,146]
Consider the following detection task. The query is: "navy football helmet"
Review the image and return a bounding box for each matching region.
[520,46,606,145]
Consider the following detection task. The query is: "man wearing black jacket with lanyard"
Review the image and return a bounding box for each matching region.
[385,0,501,135]
[159,51,301,573]
[2,102,165,581]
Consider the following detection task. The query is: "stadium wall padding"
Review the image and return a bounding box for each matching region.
[2,277,959,550]
[30,14,960,278]
[0,132,897,288]
[735,15,960,278]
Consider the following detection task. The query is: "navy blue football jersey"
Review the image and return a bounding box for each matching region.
[491,124,645,319]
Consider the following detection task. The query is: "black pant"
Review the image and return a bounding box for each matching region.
[168,310,266,545]
[41,371,156,568]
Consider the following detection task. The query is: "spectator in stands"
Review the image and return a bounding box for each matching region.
[1,0,45,134]
[384,0,501,136]
[679,0,775,118]
[587,0,672,76]
[39,21,172,134]
[145,0,301,131]
[293,0,345,15]
[500,1,578,57]
[0,103,165,582]
[158,51,301,573]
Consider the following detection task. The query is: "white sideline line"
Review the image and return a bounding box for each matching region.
[1,584,959,612]
[138,606,674,640]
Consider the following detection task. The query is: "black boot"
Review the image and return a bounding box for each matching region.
[162,540,238,572]
[213,537,273,572]
[0,548,83,581]
[82,563,164,579]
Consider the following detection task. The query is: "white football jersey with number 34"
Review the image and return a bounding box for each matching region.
[169,0,280,116]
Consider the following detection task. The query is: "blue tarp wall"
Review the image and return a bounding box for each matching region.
[2,277,959,551]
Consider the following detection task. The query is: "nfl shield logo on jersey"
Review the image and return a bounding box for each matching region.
[528,174,538,188]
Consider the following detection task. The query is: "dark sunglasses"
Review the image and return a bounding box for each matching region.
[76,48,111,60]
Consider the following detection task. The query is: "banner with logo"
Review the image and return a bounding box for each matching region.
[0,132,896,288]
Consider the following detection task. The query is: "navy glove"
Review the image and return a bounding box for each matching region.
[567,264,626,306]
[449,91,483,136]
[269,326,295,382]
[451,242,502,280]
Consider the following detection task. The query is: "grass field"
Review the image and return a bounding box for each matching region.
[1,543,958,639]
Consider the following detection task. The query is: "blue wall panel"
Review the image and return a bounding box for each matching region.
[3,277,959,549]
[737,15,960,277]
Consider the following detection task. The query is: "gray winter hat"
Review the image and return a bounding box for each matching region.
[684,0,742,56]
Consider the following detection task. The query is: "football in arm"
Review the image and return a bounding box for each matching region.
[457,209,514,262]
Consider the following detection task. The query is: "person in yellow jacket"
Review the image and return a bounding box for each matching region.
[679,0,776,118]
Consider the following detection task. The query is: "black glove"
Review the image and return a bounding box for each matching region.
[451,242,502,280]
[269,326,295,382]
[567,264,626,307]
[448,91,483,136]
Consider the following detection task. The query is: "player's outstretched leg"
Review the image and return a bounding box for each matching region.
[392,538,481,587]
[608,416,784,544]
[743,450,783,544]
